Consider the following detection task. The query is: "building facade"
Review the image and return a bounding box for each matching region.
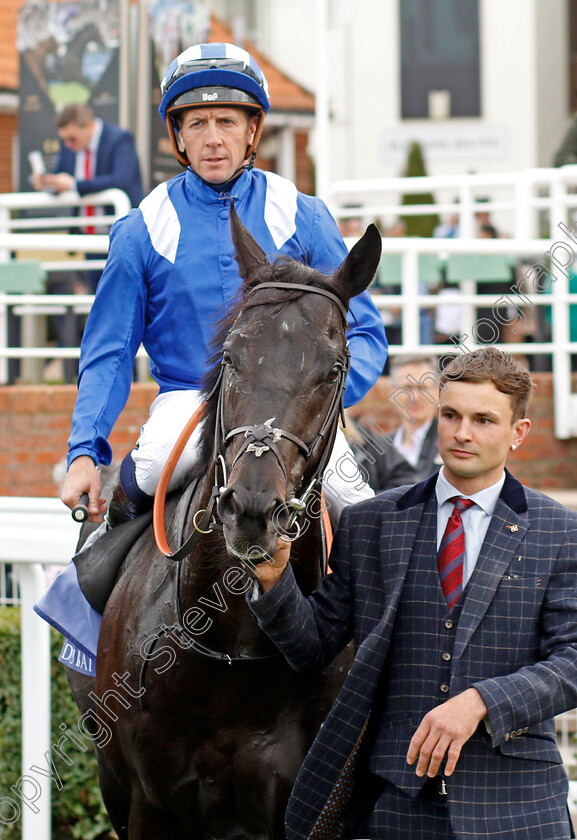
[260,0,573,182]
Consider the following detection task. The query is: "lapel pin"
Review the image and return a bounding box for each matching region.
[506,524,519,532]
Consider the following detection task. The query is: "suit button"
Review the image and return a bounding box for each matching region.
[442,652,452,661]
[504,732,511,741]
[444,619,454,629]
[440,683,450,693]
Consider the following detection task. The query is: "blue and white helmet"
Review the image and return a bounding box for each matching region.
[159,42,270,167]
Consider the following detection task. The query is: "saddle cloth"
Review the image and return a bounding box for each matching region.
[34,485,196,676]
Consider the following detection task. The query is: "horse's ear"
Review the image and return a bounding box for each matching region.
[230,200,270,281]
[332,223,382,300]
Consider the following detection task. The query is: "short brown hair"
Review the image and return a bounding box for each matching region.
[440,346,534,421]
[390,354,438,379]
[57,104,94,129]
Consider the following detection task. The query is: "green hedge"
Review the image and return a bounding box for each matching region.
[0,607,113,839]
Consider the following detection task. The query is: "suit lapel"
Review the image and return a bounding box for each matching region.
[386,473,438,588]
[379,503,427,602]
[454,495,528,660]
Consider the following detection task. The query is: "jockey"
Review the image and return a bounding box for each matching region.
[60,42,388,530]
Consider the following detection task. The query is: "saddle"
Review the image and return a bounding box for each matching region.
[73,479,199,615]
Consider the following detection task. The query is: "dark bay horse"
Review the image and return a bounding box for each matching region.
[73,208,382,839]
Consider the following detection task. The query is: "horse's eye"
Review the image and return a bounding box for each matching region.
[223,350,233,366]
[326,364,342,383]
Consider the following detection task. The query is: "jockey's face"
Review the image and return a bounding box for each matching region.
[176,106,258,184]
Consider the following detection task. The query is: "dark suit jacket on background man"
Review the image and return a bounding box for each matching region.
[53,119,143,208]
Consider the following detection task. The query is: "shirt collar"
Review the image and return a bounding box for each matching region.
[435,466,506,516]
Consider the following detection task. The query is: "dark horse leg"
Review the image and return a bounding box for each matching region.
[65,668,131,839]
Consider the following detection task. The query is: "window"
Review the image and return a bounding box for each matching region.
[400,0,481,119]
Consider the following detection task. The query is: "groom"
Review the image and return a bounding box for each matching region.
[249,346,577,840]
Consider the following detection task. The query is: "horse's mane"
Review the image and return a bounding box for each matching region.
[187,255,344,482]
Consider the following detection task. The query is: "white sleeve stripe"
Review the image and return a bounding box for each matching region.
[264,171,298,249]
[140,183,181,264]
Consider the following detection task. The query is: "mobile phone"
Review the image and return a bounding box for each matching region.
[28,150,46,175]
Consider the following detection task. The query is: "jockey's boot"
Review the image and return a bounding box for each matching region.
[106,480,151,527]
[105,454,153,528]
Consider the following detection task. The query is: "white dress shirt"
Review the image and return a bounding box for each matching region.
[435,466,506,587]
[393,419,433,468]
[74,117,103,184]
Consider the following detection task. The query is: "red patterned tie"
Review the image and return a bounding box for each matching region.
[84,148,95,234]
[438,496,475,608]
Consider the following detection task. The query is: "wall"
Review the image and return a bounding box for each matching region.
[0,113,16,193]
[0,384,155,497]
[1,375,576,498]
[267,0,569,183]
[535,0,571,168]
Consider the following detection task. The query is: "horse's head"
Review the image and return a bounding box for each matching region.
[213,204,381,562]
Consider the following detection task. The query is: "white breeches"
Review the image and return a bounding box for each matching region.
[131,390,374,522]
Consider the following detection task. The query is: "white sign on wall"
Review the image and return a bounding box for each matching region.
[381,126,509,165]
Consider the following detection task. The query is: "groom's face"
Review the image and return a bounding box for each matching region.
[437,379,529,494]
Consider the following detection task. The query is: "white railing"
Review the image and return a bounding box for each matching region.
[328,164,577,240]
[328,165,577,440]
[0,188,131,237]
[0,498,79,840]
[358,235,577,439]
[2,170,577,437]
[0,189,132,384]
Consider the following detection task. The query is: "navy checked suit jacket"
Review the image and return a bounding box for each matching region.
[251,470,577,840]
[55,121,143,208]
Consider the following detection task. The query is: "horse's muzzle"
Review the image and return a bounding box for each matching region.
[217,484,287,557]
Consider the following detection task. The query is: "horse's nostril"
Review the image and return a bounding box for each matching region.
[272,501,290,532]
[217,487,238,524]
[217,485,285,528]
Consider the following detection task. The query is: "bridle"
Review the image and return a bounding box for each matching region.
[215,283,350,515]
[153,280,351,564]
[150,281,350,666]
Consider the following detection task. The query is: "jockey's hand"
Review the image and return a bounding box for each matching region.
[254,537,292,592]
[61,456,107,523]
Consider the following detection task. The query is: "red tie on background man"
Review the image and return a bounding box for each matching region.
[84,148,95,234]
[437,497,475,608]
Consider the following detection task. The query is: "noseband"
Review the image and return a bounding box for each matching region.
[154,281,350,563]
